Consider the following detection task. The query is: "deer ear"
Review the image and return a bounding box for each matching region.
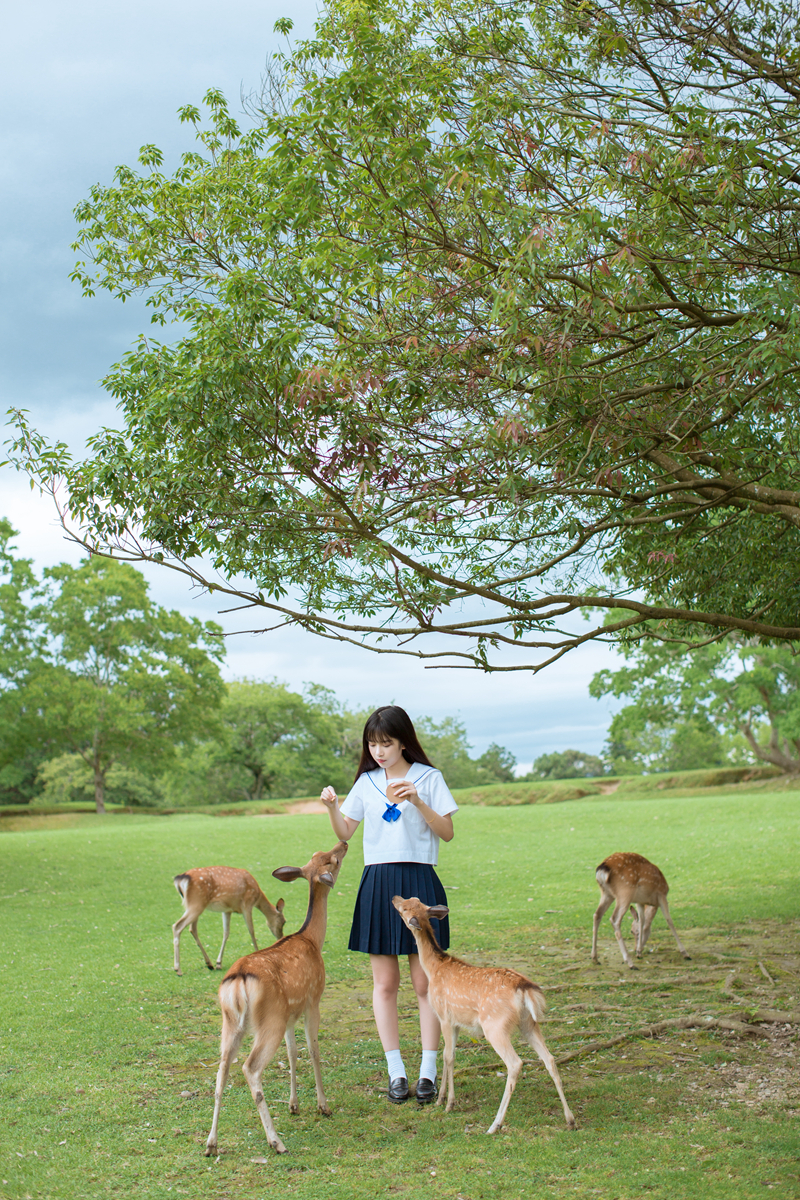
[427,905,449,921]
[276,898,285,912]
[273,866,303,883]
[409,915,422,929]
[318,871,334,887]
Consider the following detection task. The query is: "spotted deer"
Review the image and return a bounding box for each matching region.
[392,895,576,1135]
[205,841,348,1157]
[591,851,691,969]
[172,866,286,975]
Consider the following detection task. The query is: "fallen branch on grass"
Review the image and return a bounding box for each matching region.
[721,969,739,999]
[757,961,776,986]
[546,971,729,993]
[459,1010,796,1075]
[554,1012,772,1064]
[747,1007,800,1024]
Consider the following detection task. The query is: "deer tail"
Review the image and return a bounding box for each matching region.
[596,862,612,887]
[173,873,191,900]
[521,981,546,1025]
[218,973,253,1036]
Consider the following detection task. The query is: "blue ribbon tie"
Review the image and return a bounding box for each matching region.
[382,802,402,823]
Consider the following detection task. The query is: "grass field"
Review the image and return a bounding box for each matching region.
[1,788,798,1199]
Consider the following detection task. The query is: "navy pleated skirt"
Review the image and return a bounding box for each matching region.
[348,862,450,956]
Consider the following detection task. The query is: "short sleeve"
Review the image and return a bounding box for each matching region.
[419,768,458,816]
[340,776,366,823]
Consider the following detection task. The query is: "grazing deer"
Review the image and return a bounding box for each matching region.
[591,851,691,969]
[172,866,286,975]
[204,841,348,1157]
[392,895,576,1136]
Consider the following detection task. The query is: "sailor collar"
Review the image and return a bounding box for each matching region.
[365,760,436,797]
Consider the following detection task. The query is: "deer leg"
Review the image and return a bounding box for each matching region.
[242,905,260,954]
[591,891,614,962]
[215,912,232,969]
[658,896,691,959]
[631,904,646,956]
[241,1026,289,1154]
[438,1020,457,1112]
[172,912,193,975]
[637,904,658,954]
[610,899,636,968]
[481,1019,522,1134]
[205,1009,248,1156]
[284,1025,299,1114]
[524,1019,577,1130]
[303,1001,331,1116]
[175,913,215,972]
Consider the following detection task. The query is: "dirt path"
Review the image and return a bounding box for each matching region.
[283,799,327,815]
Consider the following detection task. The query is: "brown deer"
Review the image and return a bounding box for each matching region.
[172,866,286,975]
[204,841,348,1157]
[392,895,576,1136]
[591,851,691,969]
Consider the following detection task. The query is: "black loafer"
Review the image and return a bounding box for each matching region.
[388,1077,409,1103]
[416,1077,437,1104]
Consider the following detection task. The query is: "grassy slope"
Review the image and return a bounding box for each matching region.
[1,762,786,822]
[0,790,798,1200]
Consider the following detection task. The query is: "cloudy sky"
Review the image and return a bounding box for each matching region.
[0,0,622,769]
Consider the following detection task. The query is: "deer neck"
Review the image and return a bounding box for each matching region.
[297,881,330,948]
[412,928,442,978]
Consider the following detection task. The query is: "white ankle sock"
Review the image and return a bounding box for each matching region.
[420,1050,438,1082]
[385,1049,406,1081]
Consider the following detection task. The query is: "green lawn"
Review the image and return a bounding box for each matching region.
[1,789,798,1199]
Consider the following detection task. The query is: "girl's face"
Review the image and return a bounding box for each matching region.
[368,737,406,772]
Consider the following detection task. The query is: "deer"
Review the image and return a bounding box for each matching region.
[392,895,576,1136]
[204,840,348,1157]
[172,866,286,976]
[591,851,691,969]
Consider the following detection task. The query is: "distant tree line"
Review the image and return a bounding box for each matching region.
[524,750,609,782]
[0,522,518,810]
[156,696,518,808]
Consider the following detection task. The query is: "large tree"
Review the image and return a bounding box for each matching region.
[10,0,800,671]
[590,635,800,773]
[208,679,356,800]
[25,558,225,812]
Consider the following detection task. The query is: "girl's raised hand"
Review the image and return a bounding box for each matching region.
[320,786,338,808]
[387,780,420,807]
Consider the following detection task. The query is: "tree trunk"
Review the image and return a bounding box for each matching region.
[92,738,106,814]
[739,720,800,774]
[94,770,106,814]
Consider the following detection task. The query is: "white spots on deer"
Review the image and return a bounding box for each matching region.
[591,851,691,969]
[392,895,576,1136]
[172,867,286,975]
[204,842,348,1158]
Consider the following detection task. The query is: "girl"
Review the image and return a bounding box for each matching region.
[320,705,457,1104]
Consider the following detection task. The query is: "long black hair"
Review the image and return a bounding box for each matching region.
[354,706,435,781]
